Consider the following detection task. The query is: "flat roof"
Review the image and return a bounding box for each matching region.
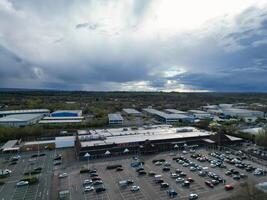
[0,109,49,115]
[108,113,123,121]
[164,109,187,114]
[0,114,43,122]
[143,108,191,120]
[43,116,84,120]
[123,108,141,114]
[225,134,243,141]
[51,110,82,114]
[222,108,263,114]
[39,120,82,124]
[79,126,212,148]
[23,140,55,146]
[0,140,18,150]
[188,110,209,114]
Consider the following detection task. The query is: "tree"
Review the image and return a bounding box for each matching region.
[255,127,267,147]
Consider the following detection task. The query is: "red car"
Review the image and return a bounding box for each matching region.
[205,181,214,188]
[92,177,102,181]
[225,184,234,191]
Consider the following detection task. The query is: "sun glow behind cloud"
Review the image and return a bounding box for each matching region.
[0,0,267,91]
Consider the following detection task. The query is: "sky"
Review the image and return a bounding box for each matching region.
[0,0,267,92]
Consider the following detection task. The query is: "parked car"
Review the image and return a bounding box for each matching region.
[130,185,140,192]
[95,187,106,193]
[225,184,234,191]
[189,193,199,200]
[167,189,177,198]
[58,173,68,178]
[160,182,169,188]
[84,186,94,192]
[16,181,29,187]
[205,181,214,188]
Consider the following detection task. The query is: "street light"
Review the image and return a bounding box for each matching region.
[84,153,90,170]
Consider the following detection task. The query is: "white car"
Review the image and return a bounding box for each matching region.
[182,151,187,154]
[83,179,93,185]
[16,181,29,187]
[58,173,68,178]
[0,169,12,175]
[84,186,94,192]
[130,185,140,192]
[155,161,162,166]
[189,193,198,199]
[176,178,184,183]
[170,173,178,178]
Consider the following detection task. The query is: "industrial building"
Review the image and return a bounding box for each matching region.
[75,125,213,159]
[187,110,212,119]
[50,110,82,117]
[38,116,84,124]
[221,108,264,118]
[123,108,141,116]
[0,114,44,127]
[0,109,50,117]
[143,108,193,123]
[108,113,124,125]
[164,109,188,115]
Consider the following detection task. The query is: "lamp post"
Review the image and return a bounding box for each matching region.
[84,153,90,170]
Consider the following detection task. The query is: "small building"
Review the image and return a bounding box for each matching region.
[123,108,141,116]
[0,109,50,117]
[108,113,123,125]
[0,114,44,127]
[39,116,84,124]
[0,140,20,153]
[50,110,82,117]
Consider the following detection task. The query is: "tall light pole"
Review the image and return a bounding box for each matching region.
[84,153,90,169]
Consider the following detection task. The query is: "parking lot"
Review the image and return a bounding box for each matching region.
[53,146,267,200]
[1,146,266,200]
[0,150,54,200]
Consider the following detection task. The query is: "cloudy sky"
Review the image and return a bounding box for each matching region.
[0,0,267,92]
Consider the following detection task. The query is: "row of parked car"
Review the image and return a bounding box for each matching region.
[82,169,106,193]
[210,151,266,176]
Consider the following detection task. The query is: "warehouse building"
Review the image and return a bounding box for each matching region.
[108,113,123,125]
[38,116,84,124]
[75,125,213,159]
[0,114,44,127]
[187,110,212,119]
[0,109,50,117]
[123,108,141,116]
[143,108,193,123]
[164,109,188,115]
[50,110,82,117]
[221,108,264,118]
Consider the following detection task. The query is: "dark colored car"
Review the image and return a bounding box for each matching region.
[95,187,106,193]
[160,182,169,188]
[162,167,170,172]
[116,167,123,171]
[138,170,147,175]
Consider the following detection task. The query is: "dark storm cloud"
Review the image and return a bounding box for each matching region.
[1,0,267,91]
